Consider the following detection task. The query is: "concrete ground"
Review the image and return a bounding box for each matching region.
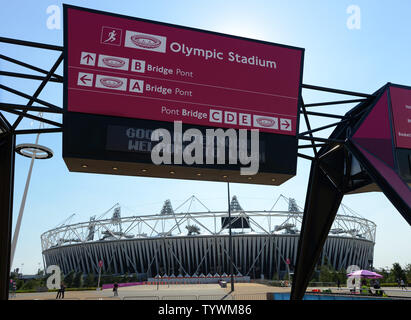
[9,283,411,300]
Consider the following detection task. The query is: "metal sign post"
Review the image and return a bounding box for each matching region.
[0,134,15,300]
[97,260,103,290]
[10,127,54,268]
[227,181,234,292]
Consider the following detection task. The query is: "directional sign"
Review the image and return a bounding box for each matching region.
[63,5,304,185]
[64,5,303,136]
[390,86,411,149]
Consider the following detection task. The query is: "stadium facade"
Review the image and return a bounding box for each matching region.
[41,196,376,279]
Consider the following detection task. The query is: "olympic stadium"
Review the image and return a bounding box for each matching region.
[41,195,376,280]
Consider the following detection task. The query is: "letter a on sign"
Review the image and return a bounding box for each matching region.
[130,79,144,93]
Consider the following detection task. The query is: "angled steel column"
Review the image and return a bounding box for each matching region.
[290,146,347,300]
[0,134,15,300]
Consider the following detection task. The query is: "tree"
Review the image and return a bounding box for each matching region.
[63,270,75,288]
[121,272,130,283]
[318,264,334,283]
[72,272,83,288]
[391,263,406,283]
[16,279,24,290]
[101,272,114,285]
[129,273,138,282]
[404,264,411,283]
[21,279,39,290]
[83,273,96,287]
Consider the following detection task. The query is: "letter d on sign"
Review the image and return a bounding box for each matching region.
[46,265,61,289]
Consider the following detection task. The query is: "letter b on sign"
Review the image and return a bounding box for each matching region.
[46,265,61,289]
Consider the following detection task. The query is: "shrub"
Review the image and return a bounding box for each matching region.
[83,273,97,287]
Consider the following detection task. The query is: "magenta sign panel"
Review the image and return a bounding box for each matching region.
[64,5,304,135]
[390,86,411,149]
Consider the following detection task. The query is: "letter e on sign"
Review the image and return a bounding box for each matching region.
[239,113,251,126]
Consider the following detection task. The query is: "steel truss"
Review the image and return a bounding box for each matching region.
[40,196,376,278]
[0,36,387,300]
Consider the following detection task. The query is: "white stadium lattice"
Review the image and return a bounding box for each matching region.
[41,195,376,279]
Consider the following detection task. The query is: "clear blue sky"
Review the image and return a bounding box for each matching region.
[1,0,410,274]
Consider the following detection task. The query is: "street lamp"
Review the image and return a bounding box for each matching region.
[10,132,53,268]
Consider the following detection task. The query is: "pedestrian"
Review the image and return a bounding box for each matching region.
[400,279,407,291]
[12,280,16,298]
[56,282,65,299]
[113,282,119,297]
[373,279,381,296]
[337,278,341,290]
[351,278,356,293]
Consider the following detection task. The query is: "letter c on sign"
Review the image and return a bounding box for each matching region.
[46,265,61,290]
[210,110,222,123]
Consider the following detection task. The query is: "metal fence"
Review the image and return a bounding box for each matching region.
[121,293,267,300]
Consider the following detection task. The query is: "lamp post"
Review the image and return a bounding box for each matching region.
[10,122,53,269]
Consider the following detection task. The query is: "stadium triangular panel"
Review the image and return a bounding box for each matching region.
[352,90,394,167]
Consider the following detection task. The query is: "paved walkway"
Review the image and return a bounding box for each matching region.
[9,283,411,300]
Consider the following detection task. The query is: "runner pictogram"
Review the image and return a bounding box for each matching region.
[104,30,117,43]
[100,26,122,46]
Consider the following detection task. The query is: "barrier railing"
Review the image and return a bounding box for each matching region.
[234,293,267,300]
[122,296,160,300]
[198,294,233,300]
[161,295,198,300]
[120,293,267,300]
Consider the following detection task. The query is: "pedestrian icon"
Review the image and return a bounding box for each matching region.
[104,30,117,43]
[100,26,122,46]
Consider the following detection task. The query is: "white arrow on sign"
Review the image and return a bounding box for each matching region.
[280,118,292,131]
[80,52,96,66]
[77,72,94,87]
